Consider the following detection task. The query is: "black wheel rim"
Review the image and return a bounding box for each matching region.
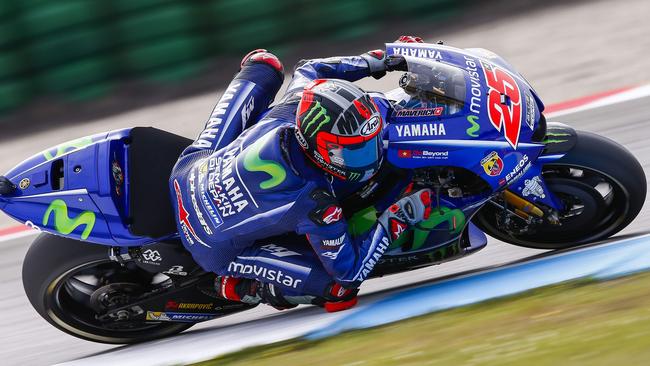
[46,259,183,341]
[478,164,630,247]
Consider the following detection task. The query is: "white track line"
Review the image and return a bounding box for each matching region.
[547,84,650,118]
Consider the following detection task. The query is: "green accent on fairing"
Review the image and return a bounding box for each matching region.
[465,115,480,137]
[545,132,572,137]
[242,134,287,189]
[346,205,466,252]
[347,206,378,237]
[410,207,466,250]
[42,199,96,240]
[302,101,331,138]
[43,136,94,161]
[542,139,570,144]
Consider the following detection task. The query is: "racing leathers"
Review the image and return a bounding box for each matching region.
[169,49,420,303]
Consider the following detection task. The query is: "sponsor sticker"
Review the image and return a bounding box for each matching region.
[322,205,343,224]
[505,155,530,183]
[193,82,242,149]
[260,244,301,258]
[174,179,209,248]
[321,234,345,248]
[322,243,346,260]
[205,149,251,219]
[394,123,446,138]
[189,170,213,235]
[391,47,442,60]
[389,219,407,241]
[394,107,444,118]
[521,175,546,198]
[356,236,391,282]
[146,311,217,322]
[227,262,306,289]
[19,178,30,190]
[480,151,504,177]
[398,149,412,158]
[525,93,536,131]
[398,150,449,160]
[163,265,188,276]
[359,116,381,136]
[141,249,162,265]
[165,301,214,311]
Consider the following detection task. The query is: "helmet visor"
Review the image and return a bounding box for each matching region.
[327,134,381,168]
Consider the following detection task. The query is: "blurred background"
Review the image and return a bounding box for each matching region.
[0,0,463,124]
[1,0,647,133]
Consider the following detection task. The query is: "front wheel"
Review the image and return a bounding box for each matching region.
[22,234,194,344]
[474,130,646,249]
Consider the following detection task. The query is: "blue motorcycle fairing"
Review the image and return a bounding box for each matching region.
[0,43,577,253]
[507,123,579,210]
[1,128,166,246]
[384,42,571,211]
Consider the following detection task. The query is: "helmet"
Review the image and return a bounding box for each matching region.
[295,79,384,182]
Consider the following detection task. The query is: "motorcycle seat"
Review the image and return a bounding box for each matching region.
[127,127,192,238]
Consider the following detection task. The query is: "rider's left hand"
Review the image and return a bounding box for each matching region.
[385,55,408,72]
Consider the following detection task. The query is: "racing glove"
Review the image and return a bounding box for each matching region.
[361,49,388,79]
[361,50,410,78]
[0,176,15,195]
[395,35,424,43]
[385,55,408,72]
[378,188,433,243]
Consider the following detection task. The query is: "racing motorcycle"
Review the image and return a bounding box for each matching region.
[0,41,645,344]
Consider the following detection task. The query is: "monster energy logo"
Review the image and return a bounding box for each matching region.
[42,199,96,240]
[43,137,94,161]
[243,134,287,189]
[348,172,361,181]
[542,131,571,144]
[301,102,331,138]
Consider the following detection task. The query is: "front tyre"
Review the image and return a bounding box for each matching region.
[474,130,646,249]
[22,234,193,344]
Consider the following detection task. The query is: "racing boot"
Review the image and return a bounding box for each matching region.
[312,282,359,313]
[216,275,299,310]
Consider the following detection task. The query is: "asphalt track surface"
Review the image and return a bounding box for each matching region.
[2,0,650,363]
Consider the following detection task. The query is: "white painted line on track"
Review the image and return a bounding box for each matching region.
[0,228,38,242]
[547,84,650,118]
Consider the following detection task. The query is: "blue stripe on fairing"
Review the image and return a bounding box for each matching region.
[306,234,650,340]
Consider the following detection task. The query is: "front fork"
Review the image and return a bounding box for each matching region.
[497,122,579,223]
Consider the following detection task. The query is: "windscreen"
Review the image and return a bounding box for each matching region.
[392,57,467,117]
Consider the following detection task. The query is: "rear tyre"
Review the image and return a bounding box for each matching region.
[22,234,193,344]
[474,130,646,249]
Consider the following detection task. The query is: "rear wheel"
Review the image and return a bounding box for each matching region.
[22,234,193,344]
[474,130,646,249]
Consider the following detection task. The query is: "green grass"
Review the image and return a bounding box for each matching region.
[193,273,650,366]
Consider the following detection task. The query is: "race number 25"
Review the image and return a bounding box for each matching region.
[481,61,522,149]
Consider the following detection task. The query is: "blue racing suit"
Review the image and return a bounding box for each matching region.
[169,54,395,297]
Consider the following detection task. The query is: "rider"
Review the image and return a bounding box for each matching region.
[169,36,432,311]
